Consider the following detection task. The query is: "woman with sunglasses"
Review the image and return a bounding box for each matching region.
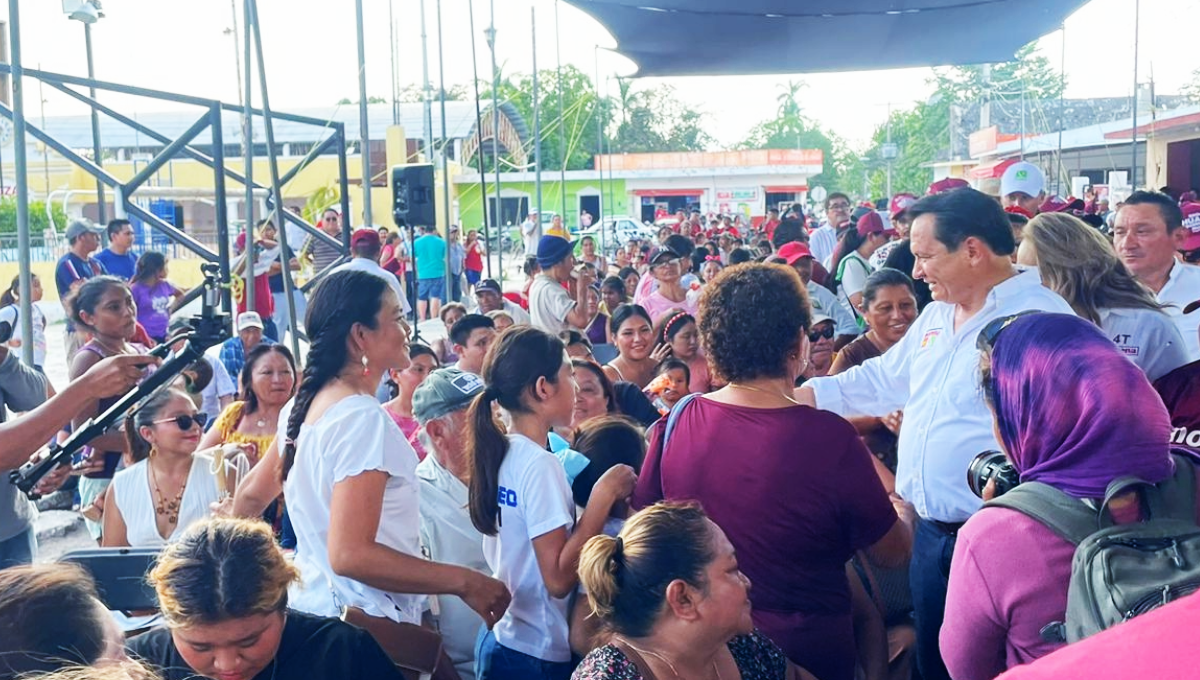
[803,314,837,379]
[101,388,223,548]
[640,246,701,322]
[634,263,910,680]
[941,312,1200,680]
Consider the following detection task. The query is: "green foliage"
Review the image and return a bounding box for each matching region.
[612,81,714,154]
[0,198,70,239]
[397,84,469,102]
[335,96,389,105]
[1184,69,1200,104]
[737,80,856,193]
[931,44,1065,107]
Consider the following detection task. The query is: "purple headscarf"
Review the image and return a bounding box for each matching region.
[988,313,1174,499]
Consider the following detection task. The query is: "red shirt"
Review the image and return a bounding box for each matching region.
[464,241,484,273]
[634,398,897,680]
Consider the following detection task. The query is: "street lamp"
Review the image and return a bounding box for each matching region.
[64,0,106,223]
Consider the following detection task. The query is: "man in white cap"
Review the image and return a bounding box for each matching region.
[214,311,276,387]
[521,210,542,258]
[999,161,1046,217]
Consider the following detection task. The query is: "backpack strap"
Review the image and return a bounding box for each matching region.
[985,481,1098,546]
[1132,452,1198,522]
[662,392,701,449]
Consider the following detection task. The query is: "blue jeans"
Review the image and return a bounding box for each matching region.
[910,519,957,680]
[0,526,36,570]
[272,290,308,341]
[475,628,572,680]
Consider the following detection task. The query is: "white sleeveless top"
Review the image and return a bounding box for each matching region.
[110,456,220,547]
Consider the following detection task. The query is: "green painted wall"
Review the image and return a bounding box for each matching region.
[456,178,629,234]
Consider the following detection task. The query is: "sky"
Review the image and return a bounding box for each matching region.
[6,0,1198,151]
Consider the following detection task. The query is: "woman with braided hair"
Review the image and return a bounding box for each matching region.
[231,270,509,640]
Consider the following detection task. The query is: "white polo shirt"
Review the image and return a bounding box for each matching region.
[1154,260,1200,362]
[1099,306,1189,382]
[810,222,838,268]
[808,270,1074,523]
[417,453,488,680]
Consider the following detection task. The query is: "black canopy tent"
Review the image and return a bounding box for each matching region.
[564,0,1090,76]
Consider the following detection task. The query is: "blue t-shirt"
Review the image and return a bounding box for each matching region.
[55,252,108,332]
[413,235,446,280]
[93,248,138,281]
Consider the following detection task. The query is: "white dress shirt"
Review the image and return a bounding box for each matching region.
[1154,261,1200,362]
[810,223,838,269]
[808,270,1074,523]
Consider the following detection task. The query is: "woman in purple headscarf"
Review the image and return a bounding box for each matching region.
[940,313,1198,680]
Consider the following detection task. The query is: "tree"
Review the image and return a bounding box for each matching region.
[1184,69,1200,104]
[397,84,469,103]
[335,96,388,105]
[738,80,855,192]
[931,43,1065,107]
[0,198,70,240]
[612,82,714,154]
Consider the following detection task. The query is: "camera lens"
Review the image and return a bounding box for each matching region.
[967,450,1014,499]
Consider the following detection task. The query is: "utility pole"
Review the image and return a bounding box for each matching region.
[532,8,543,221]
[242,0,255,315]
[84,22,104,222]
[1130,0,1140,189]
[354,0,372,227]
[420,0,434,158]
[9,0,35,366]
[486,0,503,278]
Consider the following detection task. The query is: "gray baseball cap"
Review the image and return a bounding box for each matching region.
[412,367,486,424]
[65,219,103,242]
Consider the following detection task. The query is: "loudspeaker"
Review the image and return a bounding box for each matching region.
[391,164,436,227]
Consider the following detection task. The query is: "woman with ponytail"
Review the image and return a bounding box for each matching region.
[101,388,220,547]
[468,326,636,680]
[830,212,894,326]
[234,270,510,644]
[573,501,816,680]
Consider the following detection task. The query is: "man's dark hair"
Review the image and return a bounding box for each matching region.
[728,247,753,265]
[663,234,695,259]
[824,192,850,210]
[1122,190,1184,231]
[449,313,495,347]
[106,219,131,239]
[907,188,1015,256]
[770,218,807,249]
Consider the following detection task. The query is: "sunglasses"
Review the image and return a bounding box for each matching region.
[976,311,1041,353]
[808,325,835,342]
[152,413,209,431]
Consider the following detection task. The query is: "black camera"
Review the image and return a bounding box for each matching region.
[967,450,1020,499]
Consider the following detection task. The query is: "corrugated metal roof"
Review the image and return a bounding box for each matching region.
[32,101,480,150]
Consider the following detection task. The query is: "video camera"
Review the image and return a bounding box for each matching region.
[967,450,1020,499]
[10,263,231,498]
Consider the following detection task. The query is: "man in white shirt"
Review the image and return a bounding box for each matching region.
[796,188,1073,680]
[412,368,490,680]
[474,279,531,325]
[521,210,542,257]
[329,228,411,315]
[811,192,850,267]
[1115,192,1200,362]
[776,241,860,348]
[528,235,594,334]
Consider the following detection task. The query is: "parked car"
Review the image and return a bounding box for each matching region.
[579,216,656,253]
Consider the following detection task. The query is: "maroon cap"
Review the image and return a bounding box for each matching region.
[1181,203,1200,252]
[927,177,970,195]
[1039,195,1086,214]
[856,211,896,238]
[889,193,918,220]
[351,228,381,249]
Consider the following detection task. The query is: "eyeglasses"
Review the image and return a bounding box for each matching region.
[827,202,851,211]
[152,413,209,431]
[976,311,1041,353]
[653,257,682,269]
[324,215,339,222]
[808,325,835,342]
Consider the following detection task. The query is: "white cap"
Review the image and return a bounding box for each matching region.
[236,311,264,332]
[1000,161,1046,198]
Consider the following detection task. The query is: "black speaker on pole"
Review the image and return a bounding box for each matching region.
[391,163,436,226]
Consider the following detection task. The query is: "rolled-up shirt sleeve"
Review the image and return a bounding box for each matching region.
[809,312,918,418]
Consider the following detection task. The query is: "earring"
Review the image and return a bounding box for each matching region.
[361,355,370,376]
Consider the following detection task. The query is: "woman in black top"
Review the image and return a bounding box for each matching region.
[128,517,403,680]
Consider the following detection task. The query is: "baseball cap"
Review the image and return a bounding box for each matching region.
[536,235,577,269]
[889,193,918,220]
[65,219,102,242]
[776,241,814,265]
[1181,203,1200,252]
[412,367,486,424]
[1039,196,1086,214]
[236,311,264,332]
[927,178,969,195]
[351,228,381,249]
[1000,161,1046,198]
[856,211,896,238]
[811,313,834,328]
[476,279,502,295]
[647,246,682,266]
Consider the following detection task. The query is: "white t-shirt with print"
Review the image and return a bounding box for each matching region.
[282,394,424,624]
[485,434,575,662]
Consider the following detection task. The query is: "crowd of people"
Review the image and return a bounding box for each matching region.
[2,161,1200,680]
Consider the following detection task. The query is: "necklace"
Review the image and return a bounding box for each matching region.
[728,382,802,406]
[149,457,187,524]
[619,638,722,680]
